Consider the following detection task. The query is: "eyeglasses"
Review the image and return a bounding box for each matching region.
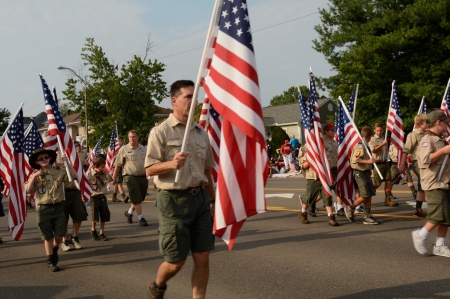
[37,156,51,162]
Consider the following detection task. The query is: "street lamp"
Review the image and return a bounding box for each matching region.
[57,65,89,152]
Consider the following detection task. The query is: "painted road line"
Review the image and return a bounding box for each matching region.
[266,193,294,198]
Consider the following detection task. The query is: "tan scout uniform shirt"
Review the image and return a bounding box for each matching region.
[351,142,372,171]
[24,167,70,205]
[145,113,216,190]
[323,137,338,168]
[298,145,317,180]
[389,144,398,163]
[86,169,112,196]
[416,134,450,190]
[369,135,387,162]
[403,130,425,161]
[114,143,146,176]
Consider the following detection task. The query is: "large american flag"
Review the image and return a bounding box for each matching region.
[0,106,27,241]
[86,136,103,171]
[441,79,450,136]
[202,0,267,250]
[40,74,92,202]
[336,100,361,205]
[105,124,119,175]
[387,82,404,169]
[306,72,333,198]
[23,119,45,180]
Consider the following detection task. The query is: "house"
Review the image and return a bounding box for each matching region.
[262,98,337,144]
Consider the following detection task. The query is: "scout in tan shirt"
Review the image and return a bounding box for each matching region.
[24,148,78,272]
[145,80,216,299]
[113,130,148,226]
[400,114,428,217]
[344,126,379,224]
[369,123,396,207]
[412,110,450,257]
[87,157,112,241]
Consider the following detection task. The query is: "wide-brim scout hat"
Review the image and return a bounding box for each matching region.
[427,110,450,124]
[29,148,57,170]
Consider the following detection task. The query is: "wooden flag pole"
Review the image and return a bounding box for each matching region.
[174,0,222,184]
[338,96,383,180]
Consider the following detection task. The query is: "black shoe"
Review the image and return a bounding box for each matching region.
[337,208,345,217]
[91,229,99,240]
[139,218,148,227]
[47,255,60,272]
[124,211,133,224]
[98,233,108,241]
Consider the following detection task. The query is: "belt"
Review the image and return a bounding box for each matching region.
[162,186,203,196]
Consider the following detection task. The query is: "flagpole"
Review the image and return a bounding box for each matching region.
[174,0,222,184]
[353,84,359,120]
[24,119,34,137]
[0,102,24,144]
[385,80,395,140]
[56,134,73,182]
[338,97,383,180]
[418,96,425,115]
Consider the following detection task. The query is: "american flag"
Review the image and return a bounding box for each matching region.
[306,72,333,198]
[0,106,27,241]
[387,82,404,169]
[418,97,428,115]
[86,136,103,171]
[203,0,267,250]
[105,124,119,175]
[23,119,45,180]
[40,74,92,202]
[199,96,222,185]
[335,85,357,141]
[336,100,361,205]
[440,79,450,136]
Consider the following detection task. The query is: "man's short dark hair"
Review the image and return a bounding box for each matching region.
[170,80,195,98]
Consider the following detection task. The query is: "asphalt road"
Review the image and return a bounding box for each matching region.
[1,176,450,299]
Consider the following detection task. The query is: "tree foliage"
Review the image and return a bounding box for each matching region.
[269,126,289,152]
[62,37,168,147]
[313,0,450,130]
[269,86,318,106]
[0,108,11,134]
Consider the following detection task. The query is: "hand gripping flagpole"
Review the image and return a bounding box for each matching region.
[338,97,383,180]
[174,0,222,184]
[56,134,73,182]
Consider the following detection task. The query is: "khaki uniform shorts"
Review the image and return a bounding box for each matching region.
[37,203,66,240]
[156,188,214,263]
[63,189,88,223]
[303,179,332,207]
[353,170,376,198]
[123,175,148,205]
[424,189,450,226]
[90,195,111,223]
[373,162,391,184]
[411,160,422,192]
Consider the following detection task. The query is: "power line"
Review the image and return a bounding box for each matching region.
[158,11,319,60]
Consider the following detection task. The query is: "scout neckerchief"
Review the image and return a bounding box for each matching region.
[425,130,448,145]
[91,171,106,191]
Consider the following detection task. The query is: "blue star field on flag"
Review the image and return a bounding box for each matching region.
[8,109,25,154]
[298,91,311,130]
[24,120,44,158]
[219,0,253,52]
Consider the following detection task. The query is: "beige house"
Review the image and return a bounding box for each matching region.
[262,98,337,144]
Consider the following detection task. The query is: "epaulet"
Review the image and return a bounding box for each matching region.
[150,118,167,134]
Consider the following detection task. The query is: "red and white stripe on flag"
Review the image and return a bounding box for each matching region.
[0,107,27,241]
[202,0,267,250]
[386,83,405,177]
[105,125,119,175]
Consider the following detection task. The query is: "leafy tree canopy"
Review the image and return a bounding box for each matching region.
[62,37,168,147]
[0,108,11,134]
[313,0,450,130]
[269,86,319,106]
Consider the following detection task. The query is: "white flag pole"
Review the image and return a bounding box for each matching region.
[385,80,395,140]
[338,96,383,180]
[438,156,448,182]
[174,0,222,184]
[352,84,359,120]
[56,134,73,182]
[418,96,425,115]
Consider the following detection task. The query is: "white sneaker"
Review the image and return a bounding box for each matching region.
[70,236,82,250]
[432,245,450,257]
[60,240,71,252]
[412,229,428,255]
[333,202,339,213]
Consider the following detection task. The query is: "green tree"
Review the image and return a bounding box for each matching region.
[0,108,11,134]
[62,37,168,147]
[58,102,71,117]
[269,86,315,106]
[269,126,289,153]
[313,0,450,129]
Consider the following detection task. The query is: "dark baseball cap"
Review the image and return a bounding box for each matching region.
[427,110,450,123]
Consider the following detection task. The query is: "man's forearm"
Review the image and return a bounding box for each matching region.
[146,161,176,177]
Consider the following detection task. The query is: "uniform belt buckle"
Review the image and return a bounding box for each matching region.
[189,187,200,196]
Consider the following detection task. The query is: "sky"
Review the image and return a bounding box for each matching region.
[0,0,333,118]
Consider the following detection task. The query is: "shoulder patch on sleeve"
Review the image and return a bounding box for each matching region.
[422,142,428,147]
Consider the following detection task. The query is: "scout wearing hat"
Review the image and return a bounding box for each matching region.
[24,148,78,272]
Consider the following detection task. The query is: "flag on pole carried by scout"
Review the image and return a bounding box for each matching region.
[202,0,267,250]
[105,124,119,175]
[0,104,27,240]
[386,82,404,169]
[40,74,92,202]
[24,119,45,180]
[440,78,450,136]
[86,136,103,171]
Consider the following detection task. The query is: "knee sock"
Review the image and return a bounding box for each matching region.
[128,208,134,215]
[435,237,445,247]
[301,208,307,213]
[416,200,423,209]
